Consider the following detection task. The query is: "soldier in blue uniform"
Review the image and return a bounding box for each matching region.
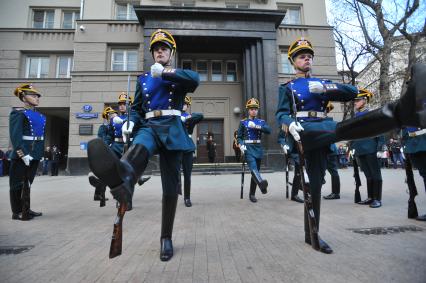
[351,89,385,208]
[323,103,341,200]
[237,98,271,203]
[181,96,204,207]
[9,84,45,220]
[108,93,131,158]
[402,126,426,221]
[87,29,199,261]
[276,37,426,254]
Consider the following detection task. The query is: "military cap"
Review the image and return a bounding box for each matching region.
[14,83,41,101]
[102,106,117,119]
[288,37,314,63]
[118,92,133,104]
[149,29,177,54]
[356,88,374,103]
[246,98,260,109]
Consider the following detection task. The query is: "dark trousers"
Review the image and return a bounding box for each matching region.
[247,158,262,196]
[42,160,50,175]
[9,159,39,214]
[327,154,340,194]
[182,151,194,199]
[392,152,405,168]
[292,163,301,198]
[358,154,382,181]
[408,152,426,190]
[51,161,59,176]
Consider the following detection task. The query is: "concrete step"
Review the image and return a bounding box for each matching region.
[152,162,275,175]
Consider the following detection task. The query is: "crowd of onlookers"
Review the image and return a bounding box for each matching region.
[336,137,406,169]
[0,145,63,177]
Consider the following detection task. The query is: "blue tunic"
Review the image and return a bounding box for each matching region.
[237,118,271,164]
[182,112,204,152]
[401,127,426,154]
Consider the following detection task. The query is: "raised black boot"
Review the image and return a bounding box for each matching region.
[250,170,268,194]
[291,167,304,203]
[358,179,373,205]
[88,139,149,204]
[183,176,192,207]
[160,195,178,261]
[249,178,257,203]
[138,176,151,186]
[370,180,382,208]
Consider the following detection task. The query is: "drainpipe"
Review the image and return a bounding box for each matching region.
[80,0,84,19]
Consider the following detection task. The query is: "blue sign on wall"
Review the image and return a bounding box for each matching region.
[75,104,98,119]
[82,104,93,112]
[80,142,88,150]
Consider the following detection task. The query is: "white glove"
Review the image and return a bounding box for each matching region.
[308,81,325,94]
[113,116,123,124]
[281,144,290,154]
[376,152,381,158]
[151,63,164,78]
[248,121,256,128]
[288,122,304,142]
[181,116,187,122]
[350,149,355,157]
[240,145,247,153]
[122,121,134,136]
[21,155,33,166]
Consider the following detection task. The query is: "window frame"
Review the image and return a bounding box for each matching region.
[32,9,55,29]
[25,56,50,78]
[115,2,137,20]
[196,60,209,82]
[62,10,80,29]
[56,56,73,78]
[111,49,138,71]
[279,48,294,74]
[225,2,250,9]
[278,4,303,25]
[211,61,223,82]
[181,59,193,70]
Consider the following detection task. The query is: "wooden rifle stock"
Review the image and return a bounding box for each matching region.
[353,158,362,203]
[405,157,418,219]
[285,154,289,199]
[109,201,128,258]
[240,155,245,199]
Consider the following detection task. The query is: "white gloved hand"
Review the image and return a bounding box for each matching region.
[377,152,381,158]
[151,63,164,78]
[281,144,290,154]
[248,121,256,128]
[288,122,304,142]
[308,81,325,94]
[181,116,187,122]
[21,155,33,166]
[122,121,134,135]
[240,145,247,153]
[350,149,355,157]
[113,116,123,124]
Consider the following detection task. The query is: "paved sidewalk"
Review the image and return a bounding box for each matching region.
[0,168,425,283]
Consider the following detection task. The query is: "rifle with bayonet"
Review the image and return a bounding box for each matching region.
[352,156,362,203]
[285,154,289,199]
[405,156,418,219]
[240,154,245,199]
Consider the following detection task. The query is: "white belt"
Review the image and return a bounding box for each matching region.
[22,135,44,141]
[114,137,133,142]
[296,111,326,118]
[408,129,426,137]
[145,109,181,119]
[244,140,261,144]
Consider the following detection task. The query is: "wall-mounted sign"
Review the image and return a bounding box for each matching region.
[79,124,93,135]
[82,104,93,112]
[75,104,98,119]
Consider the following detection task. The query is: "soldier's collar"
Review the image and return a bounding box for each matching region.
[295,72,311,78]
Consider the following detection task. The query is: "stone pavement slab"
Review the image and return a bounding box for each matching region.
[0,168,425,283]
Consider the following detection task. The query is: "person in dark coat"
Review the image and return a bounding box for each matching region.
[50,145,61,176]
[9,83,44,220]
[206,134,216,163]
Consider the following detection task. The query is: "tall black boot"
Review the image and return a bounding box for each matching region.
[160,195,178,261]
[250,170,268,194]
[10,189,23,220]
[291,171,304,203]
[184,181,192,207]
[249,178,257,203]
[358,179,373,205]
[324,175,341,200]
[370,180,382,208]
[88,140,149,203]
[336,64,426,142]
[21,182,31,221]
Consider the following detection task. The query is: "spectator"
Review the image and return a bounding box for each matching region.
[206,134,216,163]
[50,145,61,176]
[389,138,405,169]
[42,146,51,175]
[378,144,389,168]
[337,144,348,168]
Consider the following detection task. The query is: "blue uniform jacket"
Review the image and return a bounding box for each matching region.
[9,108,46,160]
[130,69,200,151]
[237,118,271,159]
[329,143,338,156]
[351,109,385,156]
[182,111,204,152]
[275,77,358,150]
[402,127,426,154]
[106,113,128,156]
[97,124,109,145]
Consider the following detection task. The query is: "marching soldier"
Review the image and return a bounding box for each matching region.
[276,37,426,254]
[237,98,271,203]
[9,83,44,220]
[108,92,131,158]
[323,103,341,200]
[351,89,385,208]
[180,96,204,207]
[402,126,426,221]
[87,29,199,261]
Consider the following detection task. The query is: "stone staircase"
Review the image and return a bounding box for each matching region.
[152,162,275,175]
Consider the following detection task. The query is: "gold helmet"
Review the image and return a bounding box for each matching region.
[102,106,116,119]
[287,37,314,64]
[14,83,41,101]
[245,98,260,109]
[118,92,133,104]
[356,88,374,103]
[184,96,192,106]
[326,102,334,113]
[149,29,177,55]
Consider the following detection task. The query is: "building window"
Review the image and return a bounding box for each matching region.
[211,61,223,82]
[26,57,50,78]
[170,1,196,7]
[33,10,54,29]
[280,6,302,25]
[279,49,294,74]
[57,56,73,78]
[62,10,80,29]
[226,61,237,82]
[225,2,250,9]
[116,3,137,20]
[182,60,193,70]
[111,49,138,71]
[196,61,208,81]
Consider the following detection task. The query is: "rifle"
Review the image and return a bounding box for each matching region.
[352,157,362,203]
[123,74,131,153]
[109,201,128,258]
[285,154,289,199]
[288,85,320,251]
[405,156,418,219]
[240,154,245,199]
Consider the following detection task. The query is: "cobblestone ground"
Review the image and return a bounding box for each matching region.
[0,168,425,283]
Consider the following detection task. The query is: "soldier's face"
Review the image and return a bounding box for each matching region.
[23,93,40,106]
[293,53,313,72]
[354,99,366,110]
[109,112,117,119]
[118,103,126,113]
[153,44,172,65]
[182,104,188,111]
[248,108,258,117]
